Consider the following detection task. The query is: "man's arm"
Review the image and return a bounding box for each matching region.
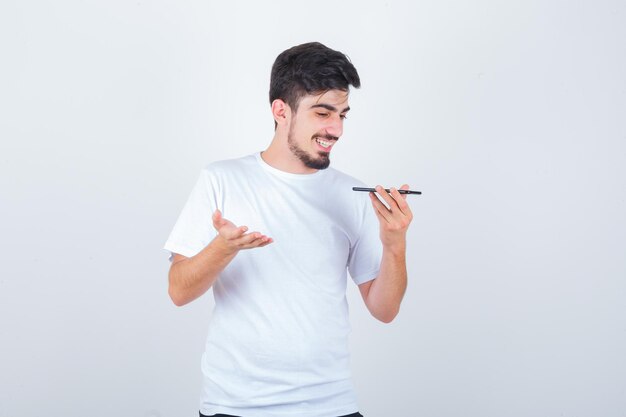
[358,185,412,323]
[168,210,272,306]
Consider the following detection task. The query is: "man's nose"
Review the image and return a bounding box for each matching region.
[325,116,343,138]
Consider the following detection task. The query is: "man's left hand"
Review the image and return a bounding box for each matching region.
[369,184,414,251]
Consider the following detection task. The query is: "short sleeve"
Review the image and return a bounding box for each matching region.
[347,199,383,285]
[163,170,218,260]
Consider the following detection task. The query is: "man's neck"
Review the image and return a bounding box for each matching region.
[261,136,318,175]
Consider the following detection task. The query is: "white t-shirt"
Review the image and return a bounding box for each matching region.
[164,153,382,417]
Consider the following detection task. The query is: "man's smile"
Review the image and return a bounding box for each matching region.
[314,135,338,151]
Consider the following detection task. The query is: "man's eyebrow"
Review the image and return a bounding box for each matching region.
[310,104,351,113]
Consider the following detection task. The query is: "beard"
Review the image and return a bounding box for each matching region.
[287,126,333,170]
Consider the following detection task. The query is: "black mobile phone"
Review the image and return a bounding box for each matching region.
[352,187,422,195]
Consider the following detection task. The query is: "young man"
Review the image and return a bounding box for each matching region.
[164,42,413,417]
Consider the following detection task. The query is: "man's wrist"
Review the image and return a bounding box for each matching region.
[382,241,407,258]
[211,234,239,257]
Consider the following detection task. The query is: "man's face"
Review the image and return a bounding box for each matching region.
[287,89,350,170]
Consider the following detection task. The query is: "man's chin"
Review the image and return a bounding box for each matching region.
[304,155,330,170]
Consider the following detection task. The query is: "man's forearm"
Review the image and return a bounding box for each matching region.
[168,237,237,306]
[168,210,274,306]
[366,245,408,323]
[363,185,413,323]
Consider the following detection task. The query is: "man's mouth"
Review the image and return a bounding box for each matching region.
[314,136,337,151]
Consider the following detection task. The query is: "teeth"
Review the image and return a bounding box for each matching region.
[316,138,332,148]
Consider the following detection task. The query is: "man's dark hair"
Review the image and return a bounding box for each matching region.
[269,42,361,113]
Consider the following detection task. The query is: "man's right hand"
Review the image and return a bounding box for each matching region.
[168,210,272,306]
[212,209,273,254]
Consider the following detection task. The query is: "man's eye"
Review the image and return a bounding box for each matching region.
[340,114,348,120]
[317,112,329,117]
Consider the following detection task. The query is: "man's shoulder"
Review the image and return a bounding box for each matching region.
[201,153,258,176]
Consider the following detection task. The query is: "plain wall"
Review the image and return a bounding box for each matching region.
[1,1,625,416]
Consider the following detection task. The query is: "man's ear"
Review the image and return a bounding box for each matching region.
[271,99,291,126]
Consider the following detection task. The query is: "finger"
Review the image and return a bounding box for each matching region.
[373,187,414,230]
[389,186,412,217]
[388,186,408,203]
[212,209,221,228]
[212,209,228,230]
[249,236,274,248]
[398,184,410,200]
[239,234,273,249]
[374,185,397,210]
[258,237,274,247]
[221,225,248,240]
[233,231,267,247]
[369,192,392,223]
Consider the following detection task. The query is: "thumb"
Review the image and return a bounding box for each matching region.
[212,209,225,229]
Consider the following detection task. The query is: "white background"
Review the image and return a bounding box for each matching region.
[1,1,625,416]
